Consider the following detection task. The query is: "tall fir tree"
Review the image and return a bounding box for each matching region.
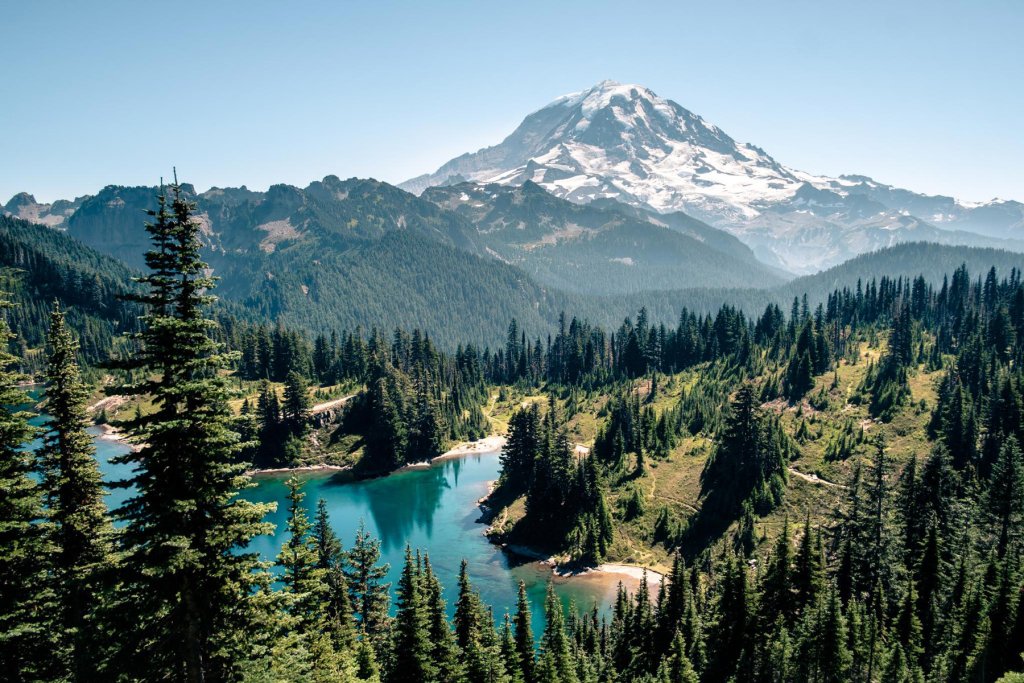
[513,580,536,683]
[275,477,346,681]
[311,498,355,651]
[39,303,116,681]
[535,582,578,683]
[344,521,391,645]
[0,298,48,682]
[109,181,273,681]
[390,545,438,683]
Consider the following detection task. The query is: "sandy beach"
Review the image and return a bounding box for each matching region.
[433,435,506,461]
[501,543,665,586]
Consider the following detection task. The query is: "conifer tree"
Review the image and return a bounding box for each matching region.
[102,182,274,681]
[344,521,391,643]
[276,477,345,681]
[513,581,536,683]
[391,545,437,683]
[536,582,578,683]
[793,514,823,615]
[759,517,792,627]
[814,587,852,683]
[420,555,463,679]
[311,498,355,650]
[500,613,524,683]
[39,303,115,680]
[282,370,312,433]
[987,436,1024,558]
[659,631,699,683]
[705,555,750,681]
[0,299,47,682]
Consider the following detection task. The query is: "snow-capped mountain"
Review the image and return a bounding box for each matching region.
[401,81,1024,273]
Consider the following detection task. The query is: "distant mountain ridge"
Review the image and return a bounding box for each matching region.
[421,180,786,294]
[52,176,483,272]
[4,204,1022,351]
[401,80,1024,273]
[4,173,792,339]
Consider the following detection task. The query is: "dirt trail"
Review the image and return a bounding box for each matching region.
[788,467,845,489]
[311,394,355,415]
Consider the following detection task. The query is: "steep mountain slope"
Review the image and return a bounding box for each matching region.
[0,214,142,367]
[61,176,483,271]
[214,229,581,347]
[403,80,1024,272]
[422,181,786,293]
[3,192,86,228]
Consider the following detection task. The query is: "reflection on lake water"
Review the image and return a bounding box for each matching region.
[26,386,630,633]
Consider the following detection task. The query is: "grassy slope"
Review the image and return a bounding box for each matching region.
[484,333,940,575]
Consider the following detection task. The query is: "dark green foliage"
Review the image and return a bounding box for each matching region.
[6,179,1024,682]
[513,581,535,683]
[391,546,438,683]
[536,583,577,683]
[274,477,348,679]
[107,182,274,681]
[0,214,143,371]
[497,401,613,564]
[39,304,115,680]
[0,299,47,682]
[688,383,792,550]
[340,329,489,475]
[311,498,355,650]
[343,521,391,643]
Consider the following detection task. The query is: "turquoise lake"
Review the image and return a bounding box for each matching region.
[24,388,629,631]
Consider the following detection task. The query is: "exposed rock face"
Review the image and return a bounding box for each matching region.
[402,81,1024,273]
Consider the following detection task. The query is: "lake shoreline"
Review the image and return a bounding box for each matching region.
[248,434,507,478]
[499,542,665,586]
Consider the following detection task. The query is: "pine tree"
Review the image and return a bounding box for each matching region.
[391,545,438,682]
[311,498,355,651]
[793,514,823,616]
[705,555,750,682]
[109,181,273,681]
[759,517,793,627]
[39,303,115,680]
[282,370,312,433]
[0,298,48,682]
[814,587,852,683]
[659,630,699,683]
[514,581,536,683]
[987,436,1024,558]
[500,613,524,683]
[894,577,923,666]
[454,559,482,651]
[276,477,344,681]
[420,555,463,679]
[278,478,325,629]
[536,582,578,683]
[344,521,391,642]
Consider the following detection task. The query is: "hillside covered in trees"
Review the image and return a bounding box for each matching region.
[3,181,1024,683]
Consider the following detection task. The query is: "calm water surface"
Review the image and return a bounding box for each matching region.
[25,388,626,630]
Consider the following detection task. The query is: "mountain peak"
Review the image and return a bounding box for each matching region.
[4,192,38,211]
[399,84,1024,272]
[400,79,783,219]
[553,80,657,110]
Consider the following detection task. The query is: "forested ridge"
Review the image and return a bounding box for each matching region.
[3,182,1024,682]
[11,175,1023,350]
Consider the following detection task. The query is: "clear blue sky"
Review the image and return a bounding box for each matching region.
[3,0,1021,203]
